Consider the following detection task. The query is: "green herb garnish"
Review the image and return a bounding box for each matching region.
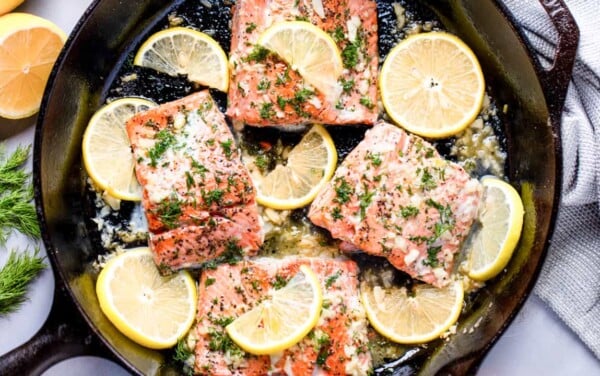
[0,248,45,315]
[148,129,176,167]
[246,45,270,63]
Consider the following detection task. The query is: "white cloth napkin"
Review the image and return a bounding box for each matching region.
[501,0,600,359]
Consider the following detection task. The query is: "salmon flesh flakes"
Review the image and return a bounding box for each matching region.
[227,0,379,127]
[194,257,372,375]
[308,121,483,287]
[126,91,263,273]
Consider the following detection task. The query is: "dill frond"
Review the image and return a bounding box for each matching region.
[0,187,40,244]
[0,248,46,315]
[0,144,40,245]
[0,144,30,191]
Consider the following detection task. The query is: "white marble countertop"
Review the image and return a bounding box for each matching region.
[0,0,599,375]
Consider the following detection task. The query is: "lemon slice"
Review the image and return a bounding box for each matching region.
[258,21,343,99]
[134,27,229,92]
[0,13,67,119]
[379,32,485,139]
[226,265,322,355]
[254,124,337,210]
[0,0,25,15]
[361,280,463,344]
[466,176,524,281]
[82,97,157,201]
[96,247,197,349]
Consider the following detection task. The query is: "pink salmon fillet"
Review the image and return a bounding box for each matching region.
[227,0,379,127]
[194,256,372,375]
[308,121,482,287]
[126,91,264,273]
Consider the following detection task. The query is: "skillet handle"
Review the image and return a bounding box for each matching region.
[0,286,114,375]
[537,0,579,124]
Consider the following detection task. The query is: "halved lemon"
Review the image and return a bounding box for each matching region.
[258,21,343,99]
[226,265,322,355]
[466,176,524,281]
[254,124,337,210]
[134,27,229,92]
[361,280,464,344]
[379,32,485,139]
[0,0,24,15]
[82,97,157,201]
[0,13,67,119]
[96,247,197,349]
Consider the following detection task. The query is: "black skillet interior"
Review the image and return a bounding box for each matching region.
[29,0,577,375]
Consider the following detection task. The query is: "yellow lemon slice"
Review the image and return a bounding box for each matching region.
[379,32,485,139]
[254,124,337,210]
[226,265,323,355]
[96,247,197,349]
[0,13,66,119]
[134,27,229,92]
[82,97,157,201]
[361,280,464,344]
[258,21,343,99]
[466,176,525,281]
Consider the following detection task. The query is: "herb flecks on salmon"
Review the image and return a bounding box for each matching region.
[227,0,379,127]
[308,122,483,287]
[126,91,264,273]
[194,257,372,375]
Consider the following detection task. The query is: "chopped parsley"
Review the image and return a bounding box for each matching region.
[423,246,441,267]
[340,77,355,93]
[275,68,290,85]
[255,154,268,172]
[331,26,345,42]
[315,333,331,366]
[220,139,234,158]
[341,42,359,69]
[368,152,382,167]
[257,78,271,91]
[330,207,343,220]
[191,159,209,177]
[334,178,353,204]
[147,129,176,167]
[246,45,270,63]
[358,188,375,220]
[153,195,183,229]
[205,277,216,287]
[185,171,195,189]
[325,271,342,288]
[420,168,437,190]
[272,274,287,290]
[259,102,276,119]
[294,88,315,103]
[359,96,375,109]
[245,22,257,33]
[276,95,287,109]
[173,339,193,364]
[202,188,224,206]
[400,205,419,218]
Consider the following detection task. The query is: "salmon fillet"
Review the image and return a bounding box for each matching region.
[227,0,378,127]
[194,257,372,375]
[126,91,263,272]
[308,122,482,287]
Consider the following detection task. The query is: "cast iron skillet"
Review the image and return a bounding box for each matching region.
[0,0,578,374]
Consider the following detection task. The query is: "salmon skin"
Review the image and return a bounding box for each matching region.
[194,256,372,375]
[308,122,482,287]
[126,91,263,273]
[227,0,378,127]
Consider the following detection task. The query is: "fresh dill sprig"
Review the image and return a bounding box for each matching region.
[0,144,40,244]
[0,186,40,244]
[0,144,30,191]
[0,248,46,315]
